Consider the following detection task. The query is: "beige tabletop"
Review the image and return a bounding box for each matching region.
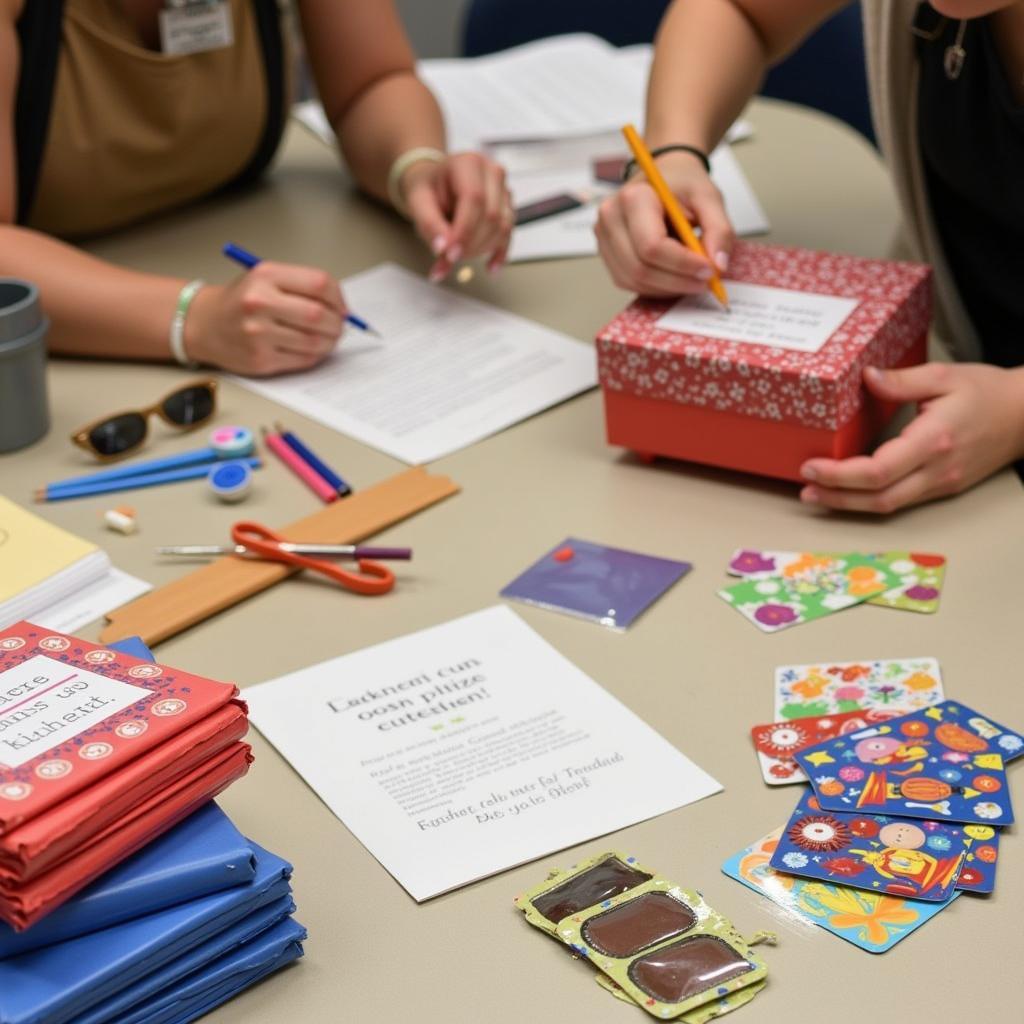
[3,99,1022,1021]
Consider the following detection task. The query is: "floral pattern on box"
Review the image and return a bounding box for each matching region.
[597,242,932,431]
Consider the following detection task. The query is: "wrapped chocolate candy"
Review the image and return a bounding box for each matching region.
[516,851,773,1021]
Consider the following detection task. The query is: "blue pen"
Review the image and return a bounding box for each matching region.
[37,429,256,496]
[222,243,381,337]
[35,458,262,502]
[273,421,352,497]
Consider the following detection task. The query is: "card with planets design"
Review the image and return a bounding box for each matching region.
[751,709,909,786]
[769,789,970,901]
[718,554,902,633]
[723,827,959,953]
[727,550,947,614]
[795,701,1022,826]
[500,537,692,630]
[773,657,945,721]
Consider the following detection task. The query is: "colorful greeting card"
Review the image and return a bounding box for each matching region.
[718,554,901,633]
[954,826,1000,894]
[795,701,1021,826]
[773,657,945,721]
[769,790,969,901]
[750,709,906,786]
[722,828,957,954]
[500,538,692,630]
[727,550,947,614]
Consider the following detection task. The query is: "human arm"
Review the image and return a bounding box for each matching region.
[799,363,1024,513]
[595,0,847,296]
[0,2,345,376]
[297,0,511,274]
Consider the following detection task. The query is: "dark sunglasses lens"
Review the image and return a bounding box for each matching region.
[162,385,215,426]
[88,413,147,456]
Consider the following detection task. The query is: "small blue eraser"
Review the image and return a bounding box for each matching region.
[208,460,252,503]
[209,425,255,459]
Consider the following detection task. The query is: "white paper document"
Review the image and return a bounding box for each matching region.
[235,263,596,463]
[504,141,768,264]
[27,568,152,636]
[245,606,721,901]
[657,282,860,353]
[294,37,751,153]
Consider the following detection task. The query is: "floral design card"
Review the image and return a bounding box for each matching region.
[769,790,969,902]
[773,657,945,721]
[751,709,907,786]
[722,828,957,954]
[718,555,900,633]
[727,549,947,614]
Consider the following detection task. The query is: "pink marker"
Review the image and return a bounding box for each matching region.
[262,428,337,504]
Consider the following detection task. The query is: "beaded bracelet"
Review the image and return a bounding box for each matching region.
[386,147,446,217]
[169,279,204,369]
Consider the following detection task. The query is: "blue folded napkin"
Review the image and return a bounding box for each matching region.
[107,636,157,664]
[0,844,291,1024]
[130,916,307,1024]
[0,802,256,960]
[71,894,296,1024]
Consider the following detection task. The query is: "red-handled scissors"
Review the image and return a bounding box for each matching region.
[230,521,394,595]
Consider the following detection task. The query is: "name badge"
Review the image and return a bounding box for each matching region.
[159,0,234,55]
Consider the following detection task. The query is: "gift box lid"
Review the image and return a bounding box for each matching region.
[596,242,932,431]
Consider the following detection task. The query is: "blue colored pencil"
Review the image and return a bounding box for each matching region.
[273,421,351,497]
[35,458,262,502]
[42,448,221,494]
[222,243,381,337]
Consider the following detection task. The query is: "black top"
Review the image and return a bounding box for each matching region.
[916,7,1024,368]
[13,0,286,226]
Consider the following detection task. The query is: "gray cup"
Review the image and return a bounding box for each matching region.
[0,279,50,454]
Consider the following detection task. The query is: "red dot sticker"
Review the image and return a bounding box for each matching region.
[553,547,575,563]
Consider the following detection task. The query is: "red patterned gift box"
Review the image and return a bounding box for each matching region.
[596,242,932,481]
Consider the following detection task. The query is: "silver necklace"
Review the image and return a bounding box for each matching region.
[943,19,967,80]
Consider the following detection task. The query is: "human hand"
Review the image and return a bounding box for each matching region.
[400,152,513,280]
[594,151,734,296]
[800,363,1024,514]
[186,262,346,376]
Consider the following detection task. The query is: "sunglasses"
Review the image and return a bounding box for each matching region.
[71,380,218,460]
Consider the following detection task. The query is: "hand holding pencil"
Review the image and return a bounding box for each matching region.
[595,126,734,304]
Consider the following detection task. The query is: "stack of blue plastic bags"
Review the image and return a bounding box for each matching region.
[0,638,305,1024]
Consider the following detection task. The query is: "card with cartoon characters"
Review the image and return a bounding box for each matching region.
[794,702,1022,826]
[769,789,970,901]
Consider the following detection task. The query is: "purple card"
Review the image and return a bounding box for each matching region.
[500,538,692,630]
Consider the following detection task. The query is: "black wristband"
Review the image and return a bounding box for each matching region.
[622,144,711,182]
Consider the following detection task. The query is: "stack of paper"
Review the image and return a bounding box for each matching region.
[0,497,150,634]
[292,33,767,263]
[0,802,306,1024]
[0,622,252,930]
[235,262,597,464]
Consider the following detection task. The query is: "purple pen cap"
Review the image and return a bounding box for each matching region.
[355,547,412,560]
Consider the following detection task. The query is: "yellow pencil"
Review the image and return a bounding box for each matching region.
[621,124,729,311]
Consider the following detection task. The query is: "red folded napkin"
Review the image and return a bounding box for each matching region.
[0,741,252,930]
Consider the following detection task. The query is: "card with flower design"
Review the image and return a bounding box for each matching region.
[722,827,958,953]
[795,701,1021,826]
[750,708,907,786]
[773,657,945,721]
[769,789,970,901]
[718,554,900,632]
[727,549,947,614]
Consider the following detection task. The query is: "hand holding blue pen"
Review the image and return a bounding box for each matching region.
[222,243,381,338]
